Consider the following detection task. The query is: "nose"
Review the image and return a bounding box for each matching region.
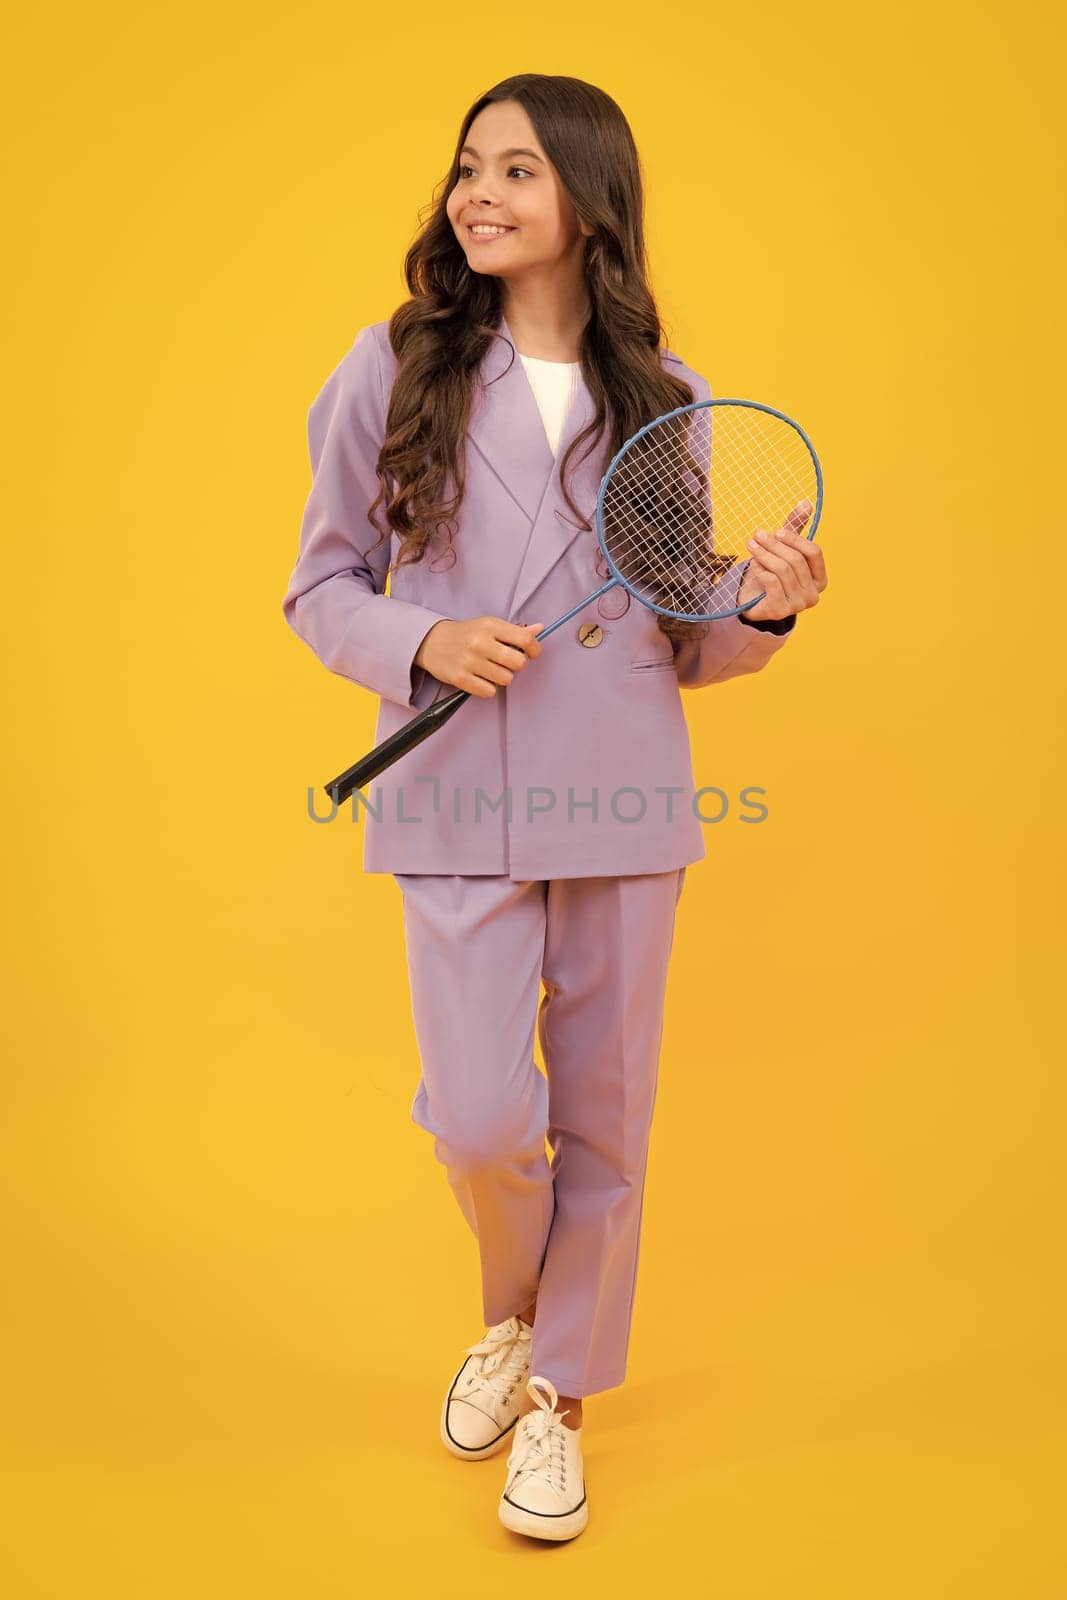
[468,175,503,208]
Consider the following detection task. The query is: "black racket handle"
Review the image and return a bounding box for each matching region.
[324,686,472,806]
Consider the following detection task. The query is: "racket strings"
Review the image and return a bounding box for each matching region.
[600,404,818,619]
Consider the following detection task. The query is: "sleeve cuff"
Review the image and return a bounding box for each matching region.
[738,611,798,636]
[332,596,453,709]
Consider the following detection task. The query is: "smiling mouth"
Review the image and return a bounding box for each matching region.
[467,225,517,241]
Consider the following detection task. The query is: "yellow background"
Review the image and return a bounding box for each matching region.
[2,1,1063,1593]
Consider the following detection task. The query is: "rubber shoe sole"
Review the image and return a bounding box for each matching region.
[499,1486,589,1541]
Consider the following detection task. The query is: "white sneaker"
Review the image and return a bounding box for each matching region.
[498,1375,589,1541]
[440,1314,533,1460]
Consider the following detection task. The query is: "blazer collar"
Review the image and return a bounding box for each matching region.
[467,313,610,617]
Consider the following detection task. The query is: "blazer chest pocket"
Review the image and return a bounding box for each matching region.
[629,654,676,674]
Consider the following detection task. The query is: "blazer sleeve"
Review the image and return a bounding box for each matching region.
[282,324,454,709]
[671,371,798,691]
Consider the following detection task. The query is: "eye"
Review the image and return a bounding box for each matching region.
[456,164,534,179]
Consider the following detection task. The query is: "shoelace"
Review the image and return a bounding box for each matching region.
[463,1316,532,1404]
[505,1375,572,1494]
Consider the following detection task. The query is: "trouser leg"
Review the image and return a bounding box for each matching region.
[526,868,687,1398]
[394,873,554,1327]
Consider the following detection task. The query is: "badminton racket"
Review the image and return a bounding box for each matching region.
[323,398,823,806]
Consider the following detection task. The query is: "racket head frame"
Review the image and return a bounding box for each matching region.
[593,397,825,624]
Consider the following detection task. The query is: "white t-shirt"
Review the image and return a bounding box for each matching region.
[519,353,581,457]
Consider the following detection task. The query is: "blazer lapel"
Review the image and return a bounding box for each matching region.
[466,313,610,619]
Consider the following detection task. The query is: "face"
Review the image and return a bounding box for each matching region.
[446,100,593,281]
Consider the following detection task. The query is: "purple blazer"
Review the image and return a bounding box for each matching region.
[282,315,796,879]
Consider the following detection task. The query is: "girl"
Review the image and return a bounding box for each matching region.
[283,73,826,1543]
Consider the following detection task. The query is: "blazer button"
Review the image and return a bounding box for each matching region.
[577,623,603,648]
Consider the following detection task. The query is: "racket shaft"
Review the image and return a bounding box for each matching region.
[325,687,471,804]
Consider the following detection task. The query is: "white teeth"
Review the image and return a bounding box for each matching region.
[469,225,513,236]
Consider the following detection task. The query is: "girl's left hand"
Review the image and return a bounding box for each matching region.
[736,499,828,622]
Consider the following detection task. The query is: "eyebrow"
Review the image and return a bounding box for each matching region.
[459,145,545,163]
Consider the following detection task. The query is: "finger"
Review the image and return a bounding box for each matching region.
[487,641,534,671]
[521,621,546,656]
[469,658,514,689]
[494,618,546,656]
[745,559,787,596]
[746,530,807,582]
[776,528,828,588]
[782,498,814,535]
[478,626,549,680]
[739,561,791,619]
[462,672,498,699]
[494,618,544,643]
[747,555,818,613]
[748,553,812,614]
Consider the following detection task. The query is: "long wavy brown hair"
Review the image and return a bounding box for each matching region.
[367,72,706,643]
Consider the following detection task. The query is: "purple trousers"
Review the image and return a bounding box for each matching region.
[393,868,687,1399]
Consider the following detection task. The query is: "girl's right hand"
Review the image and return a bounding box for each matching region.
[414,616,546,698]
